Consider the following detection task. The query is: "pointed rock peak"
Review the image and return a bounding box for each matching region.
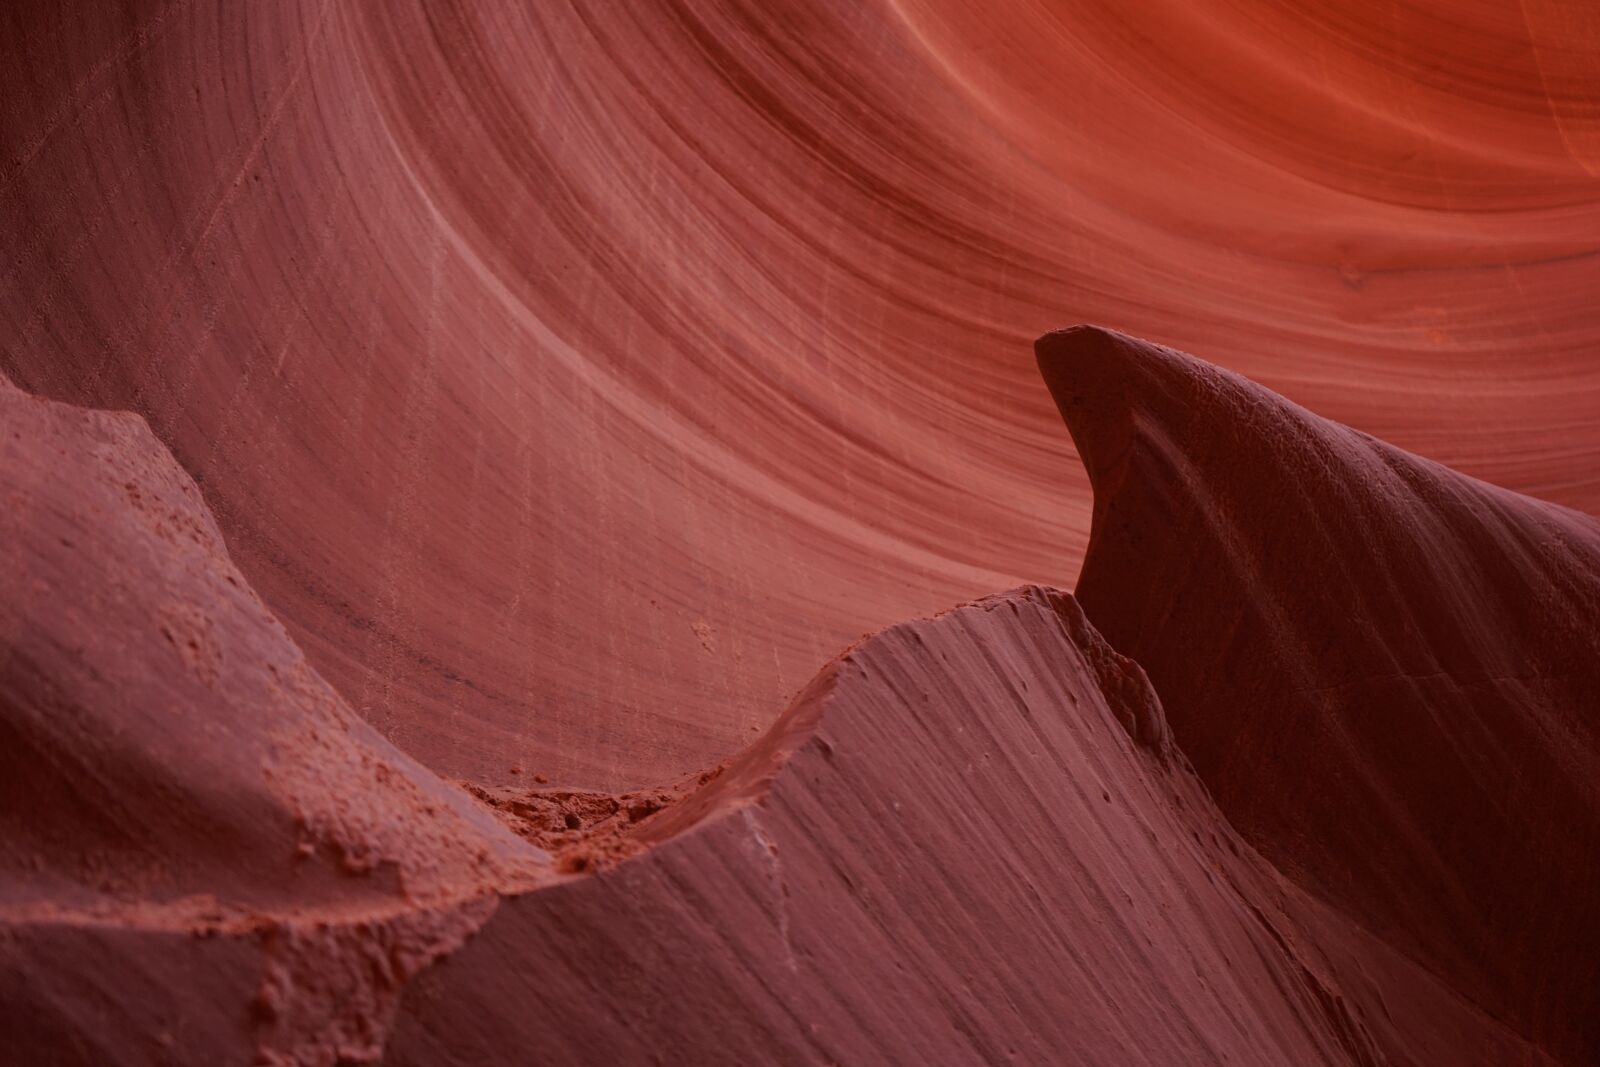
[1031,325,1235,504]
[1032,324,1209,402]
[1033,325,1145,392]
[1034,327,1600,1058]
[1032,326,1153,430]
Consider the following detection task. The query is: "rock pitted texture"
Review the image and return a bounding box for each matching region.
[0,376,547,1064]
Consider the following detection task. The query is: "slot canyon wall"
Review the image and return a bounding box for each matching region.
[2,1,1598,1064]
[6,0,1597,790]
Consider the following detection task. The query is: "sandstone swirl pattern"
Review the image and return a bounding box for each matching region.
[4,1,1597,787]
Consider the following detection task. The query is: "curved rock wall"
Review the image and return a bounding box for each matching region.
[5,1,1596,788]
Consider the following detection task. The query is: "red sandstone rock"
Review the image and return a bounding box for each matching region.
[383,585,1554,1067]
[0,377,548,1064]
[3,1,1599,1060]
[1042,325,1600,1061]
[2,342,1588,1062]
[3,2,1597,788]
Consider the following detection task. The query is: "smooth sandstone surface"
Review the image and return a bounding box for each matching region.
[4,0,1598,788]
[1042,326,1600,1061]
